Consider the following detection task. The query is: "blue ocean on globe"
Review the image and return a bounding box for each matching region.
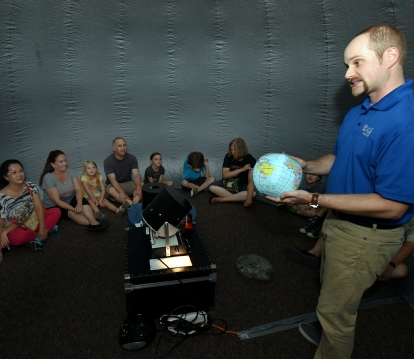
[253,153,302,197]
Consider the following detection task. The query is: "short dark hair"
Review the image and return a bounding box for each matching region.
[112,137,125,145]
[150,152,161,160]
[187,151,205,169]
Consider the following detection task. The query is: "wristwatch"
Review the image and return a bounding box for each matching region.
[308,194,320,209]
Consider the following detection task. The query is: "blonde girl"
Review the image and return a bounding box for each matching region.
[81,160,128,217]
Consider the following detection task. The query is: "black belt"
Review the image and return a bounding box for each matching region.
[331,210,402,230]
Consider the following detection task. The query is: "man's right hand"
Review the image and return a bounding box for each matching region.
[118,191,132,204]
[118,192,128,203]
[377,264,394,281]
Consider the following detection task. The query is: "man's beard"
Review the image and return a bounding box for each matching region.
[349,77,368,97]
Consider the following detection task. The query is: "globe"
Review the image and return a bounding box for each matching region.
[253,153,302,197]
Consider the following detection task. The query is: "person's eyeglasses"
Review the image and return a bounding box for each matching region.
[7,169,24,176]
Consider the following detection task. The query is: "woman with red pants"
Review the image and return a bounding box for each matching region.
[0,159,61,257]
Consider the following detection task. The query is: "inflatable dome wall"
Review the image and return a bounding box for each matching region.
[1,0,413,185]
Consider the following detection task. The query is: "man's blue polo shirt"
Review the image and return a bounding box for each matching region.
[326,79,414,225]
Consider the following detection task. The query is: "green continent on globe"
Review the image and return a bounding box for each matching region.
[256,161,275,188]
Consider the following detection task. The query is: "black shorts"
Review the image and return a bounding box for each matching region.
[211,179,248,192]
[51,196,89,219]
[181,177,207,191]
[405,255,414,275]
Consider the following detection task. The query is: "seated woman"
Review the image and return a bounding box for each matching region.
[0,159,61,253]
[39,150,108,231]
[209,138,257,207]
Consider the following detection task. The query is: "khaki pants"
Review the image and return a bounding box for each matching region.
[315,211,403,359]
[105,181,135,199]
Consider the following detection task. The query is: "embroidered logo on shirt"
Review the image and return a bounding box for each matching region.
[362,124,374,137]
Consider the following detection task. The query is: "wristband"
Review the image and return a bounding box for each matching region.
[389,261,396,268]
[308,193,320,209]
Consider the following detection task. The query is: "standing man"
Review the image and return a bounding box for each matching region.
[267,25,414,358]
[104,137,142,215]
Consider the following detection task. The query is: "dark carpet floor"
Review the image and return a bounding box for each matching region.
[1,190,414,359]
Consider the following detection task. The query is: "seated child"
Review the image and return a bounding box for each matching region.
[284,173,325,216]
[81,160,129,218]
[377,215,414,281]
[143,152,173,187]
[286,214,414,275]
[299,173,325,192]
[181,151,215,197]
[283,173,327,238]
